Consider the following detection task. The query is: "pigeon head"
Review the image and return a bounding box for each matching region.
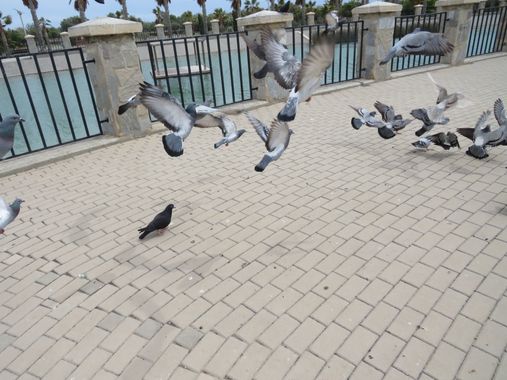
[2,115,24,125]
[10,198,24,211]
[165,204,175,212]
[289,129,295,135]
[185,103,198,117]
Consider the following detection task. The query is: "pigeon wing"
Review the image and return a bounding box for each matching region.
[474,110,492,137]
[436,84,448,104]
[140,83,193,138]
[419,33,454,55]
[267,120,290,151]
[242,33,265,60]
[325,11,340,30]
[245,113,269,143]
[374,101,396,122]
[494,98,506,125]
[0,197,10,226]
[215,114,237,137]
[295,35,335,94]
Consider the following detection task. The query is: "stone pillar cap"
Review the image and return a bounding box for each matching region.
[68,17,142,38]
[352,1,402,15]
[436,0,481,6]
[25,34,35,39]
[183,21,192,25]
[237,10,293,29]
[210,19,219,23]
[307,11,316,15]
[60,31,69,35]
[155,23,164,27]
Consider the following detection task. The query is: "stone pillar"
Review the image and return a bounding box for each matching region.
[352,2,402,81]
[307,12,316,26]
[210,19,220,34]
[68,17,151,137]
[414,4,423,15]
[183,22,193,37]
[60,32,72,49]
[436,0,482,65]
[478,1,486,9]
[237,10,294,101]
[155,24,165,39]
[25,35,37,54]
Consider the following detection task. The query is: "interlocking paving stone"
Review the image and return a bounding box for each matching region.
[1,55,507,379]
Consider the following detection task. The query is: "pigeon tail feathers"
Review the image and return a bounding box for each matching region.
[138,229,151,240]
[415,127,427,137]
[255,155,274,172]
[380,47,397,65]
[214,138,226,149]
[278,89,299,122]
[378,126,396,139]
[254,63,269,79]
[456,128,475,141]
[162,134,184,157]
[351,117,363,130]
[118,102,132,115]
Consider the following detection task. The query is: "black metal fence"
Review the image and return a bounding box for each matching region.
[285,21,364,85]
[0,48,102,159]
[391,12,448,72]
[136,32,252,108]
[467,6,507,57]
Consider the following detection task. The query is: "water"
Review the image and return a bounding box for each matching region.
[0,67,100,158]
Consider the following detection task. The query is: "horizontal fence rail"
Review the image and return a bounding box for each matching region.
[467,6,507,57]
[391,12,448,72]
[0,48,102,159]
[285,21,364,85]
[136,32,252,109]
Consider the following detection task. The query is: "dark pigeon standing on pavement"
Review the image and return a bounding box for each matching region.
[0,115,24,159]
[380,28,454,65]
[0,197,24,234]
[412,131,460,150]
[246,112,293,172]
[410,99,450,137]
[138,204,175,240]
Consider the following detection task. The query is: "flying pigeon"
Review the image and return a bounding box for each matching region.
[0,115,24,159]
[457,100,507,159]
[260,26,301,90]
[412,131,460,150]
[139,82,199,157]
[138,204,175,240]
[324,11,344,33]
[242,33,270,80]
[245,113,293,172]
[0,197,24,234]
[277,34,335,121]
[350,105,398,140]
[410,99,450,137]
[279,0,291,13]
[435,83,464,109]
[380,28,454,65]
[374,101,413,131]
[191,104,246,148]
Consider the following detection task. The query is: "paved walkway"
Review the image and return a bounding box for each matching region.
[1,56,507,380]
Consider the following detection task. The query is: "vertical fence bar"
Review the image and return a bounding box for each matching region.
[194,37,206,102]
[216,34,227,105]
[226,33,236,103]
[236,32,245,101]
[171,39,185,106]
[205,34,217,107]
[79,49,102,133]
[159,40,172,93]
[183,38,196,103]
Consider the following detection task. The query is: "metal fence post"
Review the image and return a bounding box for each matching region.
[68,17,151,137]
[436,0,482,65]
[236,10,293,101]
[25,35,38,54]
[352,1,402,81]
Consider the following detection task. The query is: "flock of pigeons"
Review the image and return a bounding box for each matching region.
[1,9,506,239]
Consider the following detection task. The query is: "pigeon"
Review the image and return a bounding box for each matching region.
[245,112,293,172]
[138,204,175,240]
[380,28,454,65]
[277,34,335,121]
[0,115,24,159]
[435,83,464,109]
[260,26,301,89]
[139,82,199,157]
[457,101,507,159]
[118,94,141,115]
[374,101,413,131]
[191,104,246,148]
[279,0,291,13]
[350,105,397,140]
[410,99,450,137]
[242,33,270,80]
[324,11,344,33]
[412,131,460,150]
[0,197,24,234]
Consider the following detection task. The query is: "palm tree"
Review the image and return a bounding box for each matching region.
[244,0,261,14]
[295,0,306,25]
[197,0,208,34]
[212,8,227,30]
[269,0,275,10]
[22,0,43,47]
[39,17,51,48]
[71,0,105,23]
[116,0,128,19]
[0,12,12,56]
[156,0,173,36]
[153,7,163,24]
[230,0,241,30]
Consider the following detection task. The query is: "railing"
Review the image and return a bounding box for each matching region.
[391,12,448,72]
[136,32,252,108]
[285,21,364,85]
[36,37,65,52]
[467,6,507,57]
[0,48,102,159]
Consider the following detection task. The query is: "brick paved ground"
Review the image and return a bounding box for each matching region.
[1,55,507,380]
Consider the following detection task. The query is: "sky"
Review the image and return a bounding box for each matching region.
[3,0,329,29]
